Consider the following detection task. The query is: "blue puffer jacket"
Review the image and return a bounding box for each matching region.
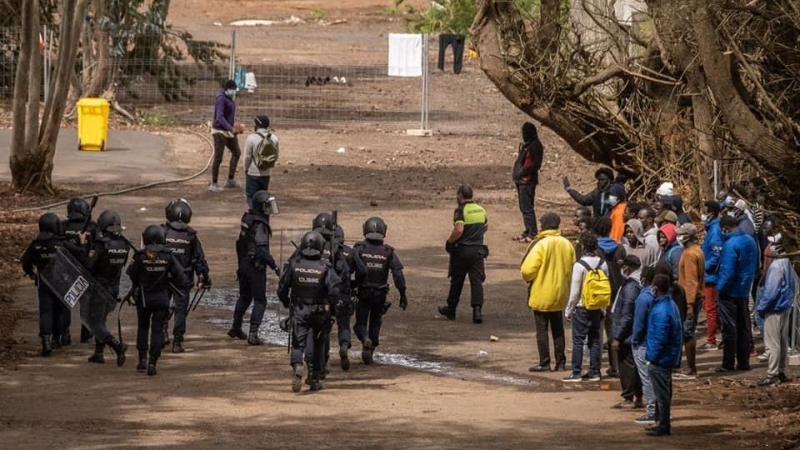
[716,230,759,298]
[702,217,723,285]
[757,258,797,315]
[612,275,642,344]
[631,286,655,348]
[645,294,683,368]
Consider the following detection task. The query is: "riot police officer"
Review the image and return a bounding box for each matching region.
[352,217,408,365]
[278,231,340,392]
[332,224,355,370]
[84,210,130,366]
[21,213,87,356]
[228,190,280,345]
[127,225,187,376]
[63,197,97,345]
[161,199,211,353]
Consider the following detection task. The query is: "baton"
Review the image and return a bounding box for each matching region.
[188,286,209,313]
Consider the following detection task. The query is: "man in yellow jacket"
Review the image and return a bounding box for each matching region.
[521,213,577,372]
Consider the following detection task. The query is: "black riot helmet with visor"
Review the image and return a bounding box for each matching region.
[300,231,325,258]
[165,198,192,224]
[252,191,279,216]
[97,210,123,237]
[363,217,387,241]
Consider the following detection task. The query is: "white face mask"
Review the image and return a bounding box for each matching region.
[225,89,237,98]
[607,195,619,207]
[767,233,782,244]
[727,210,737,217]
[701,214,708,222]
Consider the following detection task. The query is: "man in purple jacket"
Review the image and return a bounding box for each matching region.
[209,79,242,192]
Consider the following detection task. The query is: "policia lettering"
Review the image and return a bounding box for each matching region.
[352,217,407,365]
[161,199,211,354]
[440,186,488,324]
[278,231,340,393]
[229,191,280,346]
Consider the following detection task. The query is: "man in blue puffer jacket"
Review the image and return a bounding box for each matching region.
[756,235,797,386]
[716,215,759,372]
[701,200,723,350]
[645,274,683,437]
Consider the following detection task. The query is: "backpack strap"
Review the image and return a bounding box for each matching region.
[578,259,592,272]
[594,259,604,271]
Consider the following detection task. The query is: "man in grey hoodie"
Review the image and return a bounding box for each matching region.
[624,219,659,268]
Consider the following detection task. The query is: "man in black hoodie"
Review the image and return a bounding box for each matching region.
[563,168,616,217]
[512,122,544,243]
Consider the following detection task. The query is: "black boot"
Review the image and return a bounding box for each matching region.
[136,351,147,372]
[172,335,185,353]
[247,331,264,346]
[310,371,323,392]
[473,307,483,324]
[88,340,105,364]
[292,364,303,393]
[61,333,72,347]
[147,357,158,376]
[80,326,93,344]
[161,322,171,349]
[51,334,62,350]
[339,344,350,371]
[227,324,247,340]
[109,338,127,367]
[362,338,374,365]
[41,335,53,357]
[438,305,456,320]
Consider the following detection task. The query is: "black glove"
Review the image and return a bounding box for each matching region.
[445,241,456,254]
[199,273,212,288]
[272,266,281,277]
[399,295,408,310]
[562,176,571,191]
[381,301,392,315]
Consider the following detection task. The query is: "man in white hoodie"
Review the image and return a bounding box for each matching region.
[243,115,280,209]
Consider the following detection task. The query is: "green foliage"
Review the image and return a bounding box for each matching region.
[406,0,551,35]
[138,111,176,126]
[311,9,327,20]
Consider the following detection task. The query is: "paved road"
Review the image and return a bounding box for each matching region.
[0,128,176,184]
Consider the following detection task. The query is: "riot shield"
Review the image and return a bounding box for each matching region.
[39,247,117,338]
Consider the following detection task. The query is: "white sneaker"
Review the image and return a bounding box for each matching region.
[757,352,770,362]
[208,182,223,192]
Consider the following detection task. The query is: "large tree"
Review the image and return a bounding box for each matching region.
[471,0,800,222]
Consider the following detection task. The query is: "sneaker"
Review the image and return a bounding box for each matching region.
[584,373,601,382]
[646,427,671,436]
[528,364,550,373]
[553,363,567,372]
[225,179,239,189]
[778,373,792,383]
[634,414,657,425]
[561,373,583,383]
[605,368,618,378]
[757,352,769,362]
[208,182,223,192]
[714,366,735,373]
[699,342,717,351]
[611,400,638,410]
[758,375,780,387]
[672,372,697,380]
[437,306,455,320]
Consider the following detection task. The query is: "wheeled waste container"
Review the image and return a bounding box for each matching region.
[77,98,109,151]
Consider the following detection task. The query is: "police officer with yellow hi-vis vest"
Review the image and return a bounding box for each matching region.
[439,185,488,324]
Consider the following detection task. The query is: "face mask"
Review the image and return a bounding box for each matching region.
[225,89,236,98]
[607,195,619,207]
[767,233,782,244]
[701,214,708,223]
[727,211,737,217]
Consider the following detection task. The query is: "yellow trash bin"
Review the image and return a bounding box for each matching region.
[77,98,110,151]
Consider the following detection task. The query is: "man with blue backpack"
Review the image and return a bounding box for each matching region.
[243,115,279,209]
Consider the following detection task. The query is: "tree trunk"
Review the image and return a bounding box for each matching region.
[9,0,38,191]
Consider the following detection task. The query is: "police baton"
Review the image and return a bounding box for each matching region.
[188,286,210,315]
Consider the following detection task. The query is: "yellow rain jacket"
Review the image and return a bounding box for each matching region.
[520,230,577,312]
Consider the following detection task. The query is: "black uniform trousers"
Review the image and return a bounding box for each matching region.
[94,284,120,350]
[234,264,267,334]
[136,292,170,359]
[438,34,465,74]
[618,342,643,401]
[291,305,329,372]
[37,284,60,337]
[168,285,192,337]
[305,300,351,366]
[354,288,387,348]
[447,245,486,309]
[718,295,752,370]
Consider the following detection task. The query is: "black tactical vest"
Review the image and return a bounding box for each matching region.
[94,237,130,285]
[357,242,393,287]
[164,224,195,270]
[29,235,60,271]
[136,249,173,293]
[236,212,269,263]
[290,258,328,305]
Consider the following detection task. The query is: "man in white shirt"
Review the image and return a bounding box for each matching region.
[243,115,279,209]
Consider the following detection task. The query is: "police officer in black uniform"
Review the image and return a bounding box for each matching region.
[63,197,97,346]
[278,231,340,393]
[127,225,187,376]
[21,213,88,356]
[161,198,211,353]
[228,190,280,345]
[84,210,130,366]
[332,224,356,370]
[352,217,407,365]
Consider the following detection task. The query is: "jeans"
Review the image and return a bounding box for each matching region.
[648,364,673,432]
[633,345,656,416]
[763,310,790,377]
[245,175,271,209]
[447,245,486,309]
[533,310,565,367]
[570,308,602,376]
[619,343,642,401]
[516,184,537,237]
[703,284,718,344]
[211,133,241,183]
[718,295,752,370]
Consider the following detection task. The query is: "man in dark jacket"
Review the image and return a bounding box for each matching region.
[512,122,544,243]
[716,215,758,372]
[645,274,684,437]
[700,200,723,350]
[611,255,644,409]
[563,168,615,217]
[594,217,626,377]
[209,79,242,192]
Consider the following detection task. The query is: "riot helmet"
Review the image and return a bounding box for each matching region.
[38,212,62,235]
[252,190,279,216]
[67,197,91,221]
[312,212,334,238]
[333,224,345,245]
[97,210,123,237]
[165,198,192,224]
[300,231,325,258]
[142,224,166,250]
[363,217,387,240]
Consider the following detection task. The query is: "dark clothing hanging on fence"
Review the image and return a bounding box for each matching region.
[438,34,465,74]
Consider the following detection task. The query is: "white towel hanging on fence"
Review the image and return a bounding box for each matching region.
[388,33,422,77]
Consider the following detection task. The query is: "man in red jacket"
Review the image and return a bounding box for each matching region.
[512,122,544,244]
